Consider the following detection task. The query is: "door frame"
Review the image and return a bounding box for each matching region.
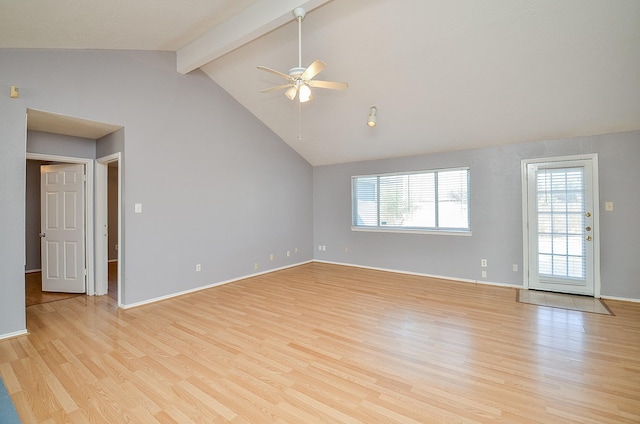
[521,154,601,298]
[26,153,95,296]
[96,153,122,307]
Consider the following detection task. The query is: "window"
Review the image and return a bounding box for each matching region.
[352,168,470,233]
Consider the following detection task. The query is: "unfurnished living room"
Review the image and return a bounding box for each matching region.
[1,1,639,423]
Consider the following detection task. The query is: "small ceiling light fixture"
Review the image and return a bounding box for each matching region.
[367,106,377,127]
[299,84,312,103]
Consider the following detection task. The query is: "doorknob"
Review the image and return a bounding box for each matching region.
[586,235,592,241]
[39,232,46,238]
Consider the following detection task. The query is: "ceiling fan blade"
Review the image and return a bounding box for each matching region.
[285,85,298,100]
[308,80,349,90]
[257,66,292,81]
[300,60,326,81]
[260,84,294,94]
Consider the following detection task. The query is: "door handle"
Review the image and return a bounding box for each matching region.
[39,232,46,238]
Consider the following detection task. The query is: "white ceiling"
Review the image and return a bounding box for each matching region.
[3,0,639,166]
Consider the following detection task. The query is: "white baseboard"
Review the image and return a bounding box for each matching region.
[0,329,28,341]
[317,260,640,302]
[120,260,313,310]
[119,259,640,310]
[601,295,640,303]
[313,260,523,289]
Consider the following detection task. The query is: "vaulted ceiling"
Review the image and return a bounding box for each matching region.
[3,0,639,165]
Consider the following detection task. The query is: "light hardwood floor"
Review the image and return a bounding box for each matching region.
[25,272,82,307]
[2,262,639,423]
[25,262,117,307]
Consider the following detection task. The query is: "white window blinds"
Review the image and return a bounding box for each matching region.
[536,167,586,279]
[352,168,470,232]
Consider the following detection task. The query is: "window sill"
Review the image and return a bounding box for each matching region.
[351,227,472,236]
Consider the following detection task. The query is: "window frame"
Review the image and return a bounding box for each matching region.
[351,167,471,236]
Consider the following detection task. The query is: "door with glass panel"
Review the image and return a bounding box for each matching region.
[525,157,597,295]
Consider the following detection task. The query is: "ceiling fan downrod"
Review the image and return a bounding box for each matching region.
[293,8,305,70]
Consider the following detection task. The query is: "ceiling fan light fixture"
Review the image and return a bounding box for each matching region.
[285,86,297,100]
[367,106,377,127]
[299,84,312,103]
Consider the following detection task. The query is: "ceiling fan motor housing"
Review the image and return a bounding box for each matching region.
[288,67,306,78]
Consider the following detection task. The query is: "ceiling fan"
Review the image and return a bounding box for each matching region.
[257,7,348,103]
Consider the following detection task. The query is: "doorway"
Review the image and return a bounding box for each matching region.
[96,153,122,306]
[25,154,95,305]
[521,154,601,297]
[24,109,124,310]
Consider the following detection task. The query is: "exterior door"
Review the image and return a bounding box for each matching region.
[524,156,598,296]
[41,163,86,293]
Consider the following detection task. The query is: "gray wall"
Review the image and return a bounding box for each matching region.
[97,128,124,159]
[313,131,640,299]
[27,130,96,159]
[1,49,313,337]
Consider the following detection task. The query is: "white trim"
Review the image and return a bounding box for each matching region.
[25,268,42,274]
[601,295,640,303]
[351,227,472,236]
[96,153,122,307]
[0,329,28,341]
[26,153,95,296]
[95,160,108,296]
[352,166,471,179]
[521,161,530,289]
[521,154,601,298]
[120,261,313,309]
[313,260,523,289]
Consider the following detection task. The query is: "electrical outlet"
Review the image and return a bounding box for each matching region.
[318,245,322,251]
[287,250,290,257]
[513,264,518,272]
[295,247,298,253]
[195,264,201,272]
[322,245,326,251]
[481,259,487,267]
[270,253,274,261]
[254,262,259,270]
[481,270,487,278]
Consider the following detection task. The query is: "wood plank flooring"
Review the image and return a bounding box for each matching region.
[25,273,82,307]
[25,262,117,307]
[2,262,639,423]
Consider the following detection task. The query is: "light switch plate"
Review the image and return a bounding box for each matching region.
[135,203,142,213]
[605,202,614,211]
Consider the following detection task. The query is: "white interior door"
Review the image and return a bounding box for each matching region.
[41,163,86,293]
[524,157,598,296]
